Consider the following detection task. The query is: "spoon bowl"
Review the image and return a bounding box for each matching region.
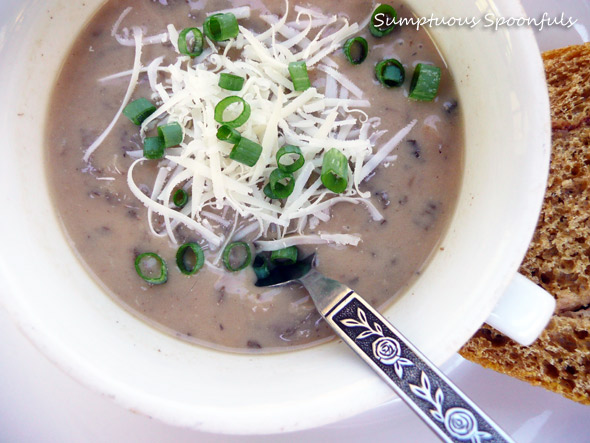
[254,254,315,288]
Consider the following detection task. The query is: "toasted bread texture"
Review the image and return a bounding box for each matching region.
[459,43,590,405]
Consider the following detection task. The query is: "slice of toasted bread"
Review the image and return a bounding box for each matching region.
[459,43,590,405]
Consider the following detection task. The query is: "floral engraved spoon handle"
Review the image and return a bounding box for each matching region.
[299,270,514,443]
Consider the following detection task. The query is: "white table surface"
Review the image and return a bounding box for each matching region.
[2,0,590,441]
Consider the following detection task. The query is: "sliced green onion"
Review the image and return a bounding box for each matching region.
[175,242,205,275]
[203,13,219,39]
[204,13,239,42]
[269,169,295,199]
[123,98,156,125]
[178,27,204,58]
[216,124,242,144]
[214,96,251,128]
[321,148,348,193]
[369,4,397,37]
[288,61,311,91]
[270,246,298,265]
[276,145,304,173]
[158,122,183,148]
[229,137,262,167]
[343,37,368,65]
[409,63,441,102]
[375,59,405,88]
[219,73,245,91]
[143,136,165,160]
[263,183,277,199]
[173,189,188,208]
[135,252,167,285]
[223,241,252,272]
[384,65,404,84]
[252,254,271,280]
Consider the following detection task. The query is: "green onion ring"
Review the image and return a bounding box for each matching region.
[219,73,245,91]
[222,241,252,272]
[175,242,205,275]
[276,145,304,173]
[143,136,165,160]
[252,254,271,280]
[173,189,188,208]
[158,122,184,148]
[321,148,348,193]
[135,252,168,285]
[270,246,298,265]
[343,37,369,65]
[369,4,398,37]
[202,14,218,40]
[216,124,242,144]
[375,59,405,88]
[229,137,262,167]
[214,96,251,128]
[269,169,295,199]
[409,63,441,101]
[204,13,239,41]
[288,61,311,91]
[178,27,204,58]
[263,183,278,199]
[123,98,156,125]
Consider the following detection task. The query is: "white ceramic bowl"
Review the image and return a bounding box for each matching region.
[0,0,550,435]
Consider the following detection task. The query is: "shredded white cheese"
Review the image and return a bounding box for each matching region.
[255,233,361,252]
[83,27,144,162]
[88,2,418,252]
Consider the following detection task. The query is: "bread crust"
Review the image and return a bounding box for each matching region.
[459,43,590,405]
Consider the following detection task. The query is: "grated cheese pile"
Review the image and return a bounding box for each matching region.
[86,2,417,253]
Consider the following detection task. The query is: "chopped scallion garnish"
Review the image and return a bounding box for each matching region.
[263,183,277,199]
[214,96,251,128]
[143,136,165,160]
[176,242,205,275]
[276,145,304,173]
[123,98,156,125]
[229,137,262,167]
[178,27,204,58]
[343,37,368,65]
[222,241,252,272]
[375,59,405,88]
[409,63,441,101]
[252,254,271,280]
[219,73,245,91]
[135,252,167,285]
[369,4,397,37]
[204,13,239,42]
[173,189,188,208]
[269,169,295,199]
[217,124,242,144]
[288,61,311,91]
[321,148,348,193]
[270,246,298,265]
[158,122,183,148]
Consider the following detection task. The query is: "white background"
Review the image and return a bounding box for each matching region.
[1,0,590,441]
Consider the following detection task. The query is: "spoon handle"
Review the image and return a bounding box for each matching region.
[303,274,514,442]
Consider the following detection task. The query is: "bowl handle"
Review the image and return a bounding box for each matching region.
[485,273,555,346]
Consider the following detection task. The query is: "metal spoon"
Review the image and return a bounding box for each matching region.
[256,255,514,443]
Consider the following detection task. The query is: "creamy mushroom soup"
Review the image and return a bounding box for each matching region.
[46,0,463,353]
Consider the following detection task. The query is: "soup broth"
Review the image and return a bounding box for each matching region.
[46,0,463,353]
